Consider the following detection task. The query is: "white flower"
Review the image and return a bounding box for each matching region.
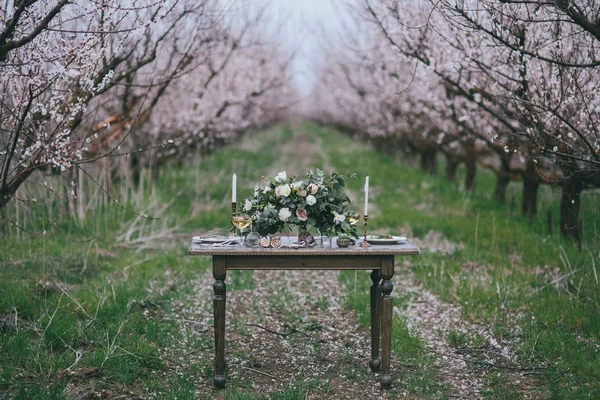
[275,171,287,182]
[306,195,317,206]
[279,207,292,221]
[263,186,271,193]
[333,211,345,224]
[276,184,291,197]
[291,181,304,190]
[244,199,253,211]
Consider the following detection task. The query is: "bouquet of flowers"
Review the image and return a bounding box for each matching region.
[242,169,359,237]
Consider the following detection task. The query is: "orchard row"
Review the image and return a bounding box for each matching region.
[0,1,296,211]
[309,0,599,241]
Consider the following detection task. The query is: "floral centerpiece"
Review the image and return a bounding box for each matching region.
[242,169,359,238]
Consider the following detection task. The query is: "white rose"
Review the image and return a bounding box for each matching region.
[306,195,317,206]
[291,181,303,190]
[244,199,253,211]
[333,211,346,224]
[275,171,287,182]
[276,184,291,197]
[279,207,292,221]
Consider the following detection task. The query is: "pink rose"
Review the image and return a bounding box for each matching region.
[296,208,308,222]
[309,183,318,194]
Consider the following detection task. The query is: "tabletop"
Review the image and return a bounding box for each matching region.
[189,237,419,256]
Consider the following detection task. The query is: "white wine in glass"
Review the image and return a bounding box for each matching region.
[232,215,251,230]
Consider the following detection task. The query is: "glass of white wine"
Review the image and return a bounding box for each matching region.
[232,215,251,230]
[232,215,252,244]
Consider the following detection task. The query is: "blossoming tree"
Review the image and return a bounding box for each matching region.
[309,0,599,240]
[1,1,184,208]
[0,0,295,218]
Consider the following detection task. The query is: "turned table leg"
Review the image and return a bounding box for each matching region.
[369,269,382,372]
[213,256,227,388]
[380,256,395,389]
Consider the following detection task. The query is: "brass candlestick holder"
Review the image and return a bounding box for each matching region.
[231,202,237,236]
[360,214,371,247]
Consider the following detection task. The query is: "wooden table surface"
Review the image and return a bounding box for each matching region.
[189,239,419,257]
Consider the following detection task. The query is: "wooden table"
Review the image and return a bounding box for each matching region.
[189,239,419,390]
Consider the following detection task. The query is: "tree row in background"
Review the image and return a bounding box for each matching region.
[308,0,599,241]
[0,0,296,220]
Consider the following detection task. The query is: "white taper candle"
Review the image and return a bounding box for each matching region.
[232,173,237,203]
[364,176,369,215]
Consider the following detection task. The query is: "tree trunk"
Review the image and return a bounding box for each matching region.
[0,193,10,210]
[494,172,510,203]
[420,149,437,175]
[77,166,86,221]
[494,155,511,203]
[129,151,142,185]
[522,157,540,219]
[401,141,419,167]
[0,166,36,210]
[464,142,477,191]
[560,179,583,240]
[522,179,540,220]
[376,136,395,156]
[445,154,460,182]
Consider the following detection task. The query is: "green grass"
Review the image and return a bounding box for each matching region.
[0,128,289,398]
[1,122,599,398]
[314,123,600,398]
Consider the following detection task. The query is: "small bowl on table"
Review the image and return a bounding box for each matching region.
[336,237,353,248]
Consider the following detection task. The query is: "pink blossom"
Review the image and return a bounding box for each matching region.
[309,183,318,195]
[296,208,308,221]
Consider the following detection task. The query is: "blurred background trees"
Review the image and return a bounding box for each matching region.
[2,0,598,242]
[308,0,599,241]
[0,0,295,220]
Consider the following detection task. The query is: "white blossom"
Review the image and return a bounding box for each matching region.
[275,184,291,197]
[278,207,292,221]
[275,171,287,182]
[333,211,345,224]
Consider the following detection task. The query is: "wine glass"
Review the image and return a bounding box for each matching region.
[232,215,252,243]
[232,215,251,230]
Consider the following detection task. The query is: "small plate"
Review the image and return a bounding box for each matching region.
[192,236,241,244]
[366,235,407,245]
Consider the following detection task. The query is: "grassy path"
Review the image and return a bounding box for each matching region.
[1,122,599,399]
[163,268,389,399]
